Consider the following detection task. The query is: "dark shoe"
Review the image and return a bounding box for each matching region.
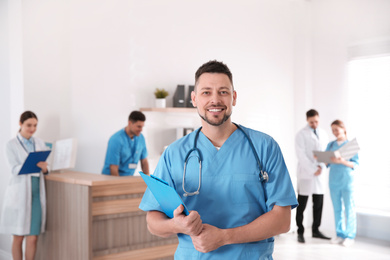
[298,234,305,243]
[312,230,331,240]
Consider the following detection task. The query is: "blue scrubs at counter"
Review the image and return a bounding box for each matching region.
[102,111,149,176]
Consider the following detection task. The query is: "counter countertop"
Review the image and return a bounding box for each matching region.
[44,171,145,186]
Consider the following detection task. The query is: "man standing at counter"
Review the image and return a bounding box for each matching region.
[102,111,149,176]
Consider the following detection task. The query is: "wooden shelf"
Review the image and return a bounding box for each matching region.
[140,107,196,113]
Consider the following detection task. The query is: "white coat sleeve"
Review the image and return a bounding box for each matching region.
[319,162,326,170]
[36,138,50,173]
[318,130,329,170]
[295,132,318,179]
[5,141,23,176]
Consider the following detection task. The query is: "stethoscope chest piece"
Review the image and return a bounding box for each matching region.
[259,170,269,183]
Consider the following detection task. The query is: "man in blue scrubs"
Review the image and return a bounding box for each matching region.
[139,61,297,259]
[102,111,149,176]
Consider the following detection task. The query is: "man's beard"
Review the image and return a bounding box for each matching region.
[199,112,231,126]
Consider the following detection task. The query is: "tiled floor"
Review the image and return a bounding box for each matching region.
[273,232,390,260]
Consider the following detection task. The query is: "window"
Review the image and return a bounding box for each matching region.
[347,55,390,213]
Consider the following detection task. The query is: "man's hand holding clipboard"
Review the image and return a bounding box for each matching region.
[139,171,189,218]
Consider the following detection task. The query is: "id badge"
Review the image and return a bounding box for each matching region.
[129,163,137,169]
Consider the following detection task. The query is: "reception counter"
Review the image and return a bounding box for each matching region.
[36,171,177,260]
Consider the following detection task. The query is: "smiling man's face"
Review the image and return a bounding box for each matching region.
[191,73,237,127]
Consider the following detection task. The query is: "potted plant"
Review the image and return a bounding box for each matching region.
[154,88,169,108]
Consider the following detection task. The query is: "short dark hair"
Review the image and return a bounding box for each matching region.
[306,109,319,119]
[128,111,146,122]
[195,60,233,89]
[20,111,38,124]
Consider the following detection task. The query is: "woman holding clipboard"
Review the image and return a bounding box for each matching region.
[326,120,359,247]
[0,111,49,260]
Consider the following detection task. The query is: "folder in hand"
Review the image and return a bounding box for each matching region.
[313,151,340,164]
[139,171,189,218]
[19,150,51,175]
[314,138,360,164]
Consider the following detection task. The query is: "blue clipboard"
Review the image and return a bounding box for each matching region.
[139,171,189,218]
[19,150,51,175]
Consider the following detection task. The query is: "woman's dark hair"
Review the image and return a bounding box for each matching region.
[331,119,347,136]
[20,111,38,124]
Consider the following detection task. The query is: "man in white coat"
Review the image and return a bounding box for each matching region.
[295,109,330,243]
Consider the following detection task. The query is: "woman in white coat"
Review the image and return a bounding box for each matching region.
[0,111,48,260]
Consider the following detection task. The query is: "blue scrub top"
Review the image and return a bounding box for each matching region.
[326,140,359,190]
[102,128,148,176]
[139,125,297,259]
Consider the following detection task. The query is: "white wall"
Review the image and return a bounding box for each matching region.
[0,0,24,258]
[312,0,390,124]
[22,0,71,142]
[22,0,298,175]
[0,0,12,255]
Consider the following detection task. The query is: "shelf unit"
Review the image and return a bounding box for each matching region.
[140,107,196,113]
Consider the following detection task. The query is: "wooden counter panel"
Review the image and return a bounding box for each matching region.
[92,198,142,216]
[92,182,146,197]
[36,180,92,260]
[92,211,178,254]
[93,243,177,260]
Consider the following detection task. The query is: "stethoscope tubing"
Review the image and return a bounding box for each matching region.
[182,123,268,197]
[17,134,35,154]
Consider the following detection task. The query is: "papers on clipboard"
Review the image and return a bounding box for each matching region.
[139,171,189,218]
[314,138,360,164]
[19,150,51,175]
[50,138,77,171]
[338,138,360,160]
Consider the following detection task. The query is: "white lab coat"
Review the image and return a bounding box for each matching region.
[295,125,328,195]
[0,135,48,235]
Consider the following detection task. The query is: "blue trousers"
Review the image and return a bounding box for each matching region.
[29,176,42,236]
[330,188,356,239]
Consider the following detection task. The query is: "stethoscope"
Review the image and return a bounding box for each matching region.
[182,123,269,197]
[17,134,35,154]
